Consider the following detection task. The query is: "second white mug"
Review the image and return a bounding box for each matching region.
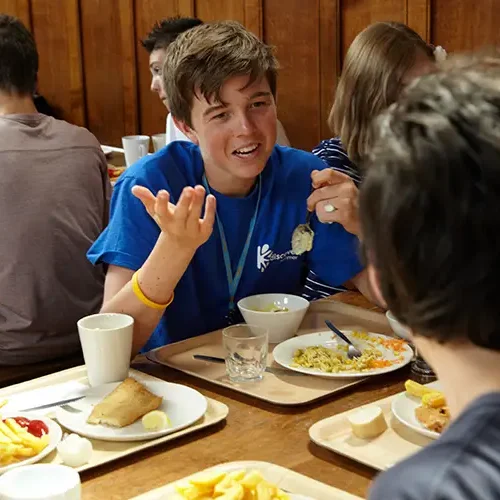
[122,135,150,167]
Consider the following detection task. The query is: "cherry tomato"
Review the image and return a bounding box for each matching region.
[27,419,48,438]
[12,416,31,428]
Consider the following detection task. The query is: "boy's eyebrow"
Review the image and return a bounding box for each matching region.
[203,103,228,118]
[248,91,272,99]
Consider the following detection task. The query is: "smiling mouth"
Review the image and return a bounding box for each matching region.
[232,143,260,157]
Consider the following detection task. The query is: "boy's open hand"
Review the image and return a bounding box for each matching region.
[132,185,216,250]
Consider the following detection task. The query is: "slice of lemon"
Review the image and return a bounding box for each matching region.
[142,410,171,431]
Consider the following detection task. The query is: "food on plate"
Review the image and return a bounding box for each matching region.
[348,405,387,439]
[141,410,171,431]
[175,469,290,500]
[252,304,289,313]
[57,433,93,467]
[0,416,50,465]
[107,165,126,183]
[292,331,406,373]
[405,380,450,433]
[87,378,162,428]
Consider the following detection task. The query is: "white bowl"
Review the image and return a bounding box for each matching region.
[0,464,81,499]
[386,310,412,341]
[237,293,310,343]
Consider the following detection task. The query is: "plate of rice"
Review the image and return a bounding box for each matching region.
[272,330,413,378]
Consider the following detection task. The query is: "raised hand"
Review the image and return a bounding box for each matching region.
[132,185,216,250]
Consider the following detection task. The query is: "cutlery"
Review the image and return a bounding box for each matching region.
[325,320,362,359]
[20,396,86,412]
[291,211,314,255]
[193,354,305,376]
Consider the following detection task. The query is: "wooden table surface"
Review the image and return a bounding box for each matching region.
[1,292,403,499]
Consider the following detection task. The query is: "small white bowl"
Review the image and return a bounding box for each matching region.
[237,293,310,343]
[0,464,81,500]
[386,310,412,341]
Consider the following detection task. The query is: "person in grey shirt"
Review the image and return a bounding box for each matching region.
[0,15,110,364]
[358,51,500,500]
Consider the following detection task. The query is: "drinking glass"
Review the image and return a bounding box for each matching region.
[222,324,268,383]
[410,346,436,382]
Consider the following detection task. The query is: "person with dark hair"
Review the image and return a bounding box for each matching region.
[141,16,290,147]
[0,14,110,365]
[363,52,500,499]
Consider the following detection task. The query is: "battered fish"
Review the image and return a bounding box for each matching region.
[415,405,450,433]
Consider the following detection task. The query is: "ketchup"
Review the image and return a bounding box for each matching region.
[6,417,49,437]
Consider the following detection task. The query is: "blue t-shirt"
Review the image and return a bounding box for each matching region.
[88,142,363,351]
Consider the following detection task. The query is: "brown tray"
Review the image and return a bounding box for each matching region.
[309,389,433,471]
[131,460,362,499]
[0,367,228,473]
[146,300,394,406]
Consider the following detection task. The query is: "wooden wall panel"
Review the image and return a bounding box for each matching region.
[30,0,85,126]
[195,0,245,24]
[0,0,31,28]
[134,0,195,138]
[80,0,138,146]
[431,0,500,52]
[340,0,407,62]
[407,0,430,42]
[264,0,321,151]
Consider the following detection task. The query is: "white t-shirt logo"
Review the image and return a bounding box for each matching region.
[257,244,299,273]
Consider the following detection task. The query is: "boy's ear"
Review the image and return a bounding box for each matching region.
[173,117,199,145]
[367,264,388,309]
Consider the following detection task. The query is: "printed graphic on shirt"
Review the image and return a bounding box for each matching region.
[257,244,298,272]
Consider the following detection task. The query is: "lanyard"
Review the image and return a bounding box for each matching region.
[202,173,262,312]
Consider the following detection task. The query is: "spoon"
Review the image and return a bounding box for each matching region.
[325,320,362,359]
[291,211,314,255]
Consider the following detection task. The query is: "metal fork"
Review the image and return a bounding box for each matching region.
[60,404,82,413]
[325,320,362,359]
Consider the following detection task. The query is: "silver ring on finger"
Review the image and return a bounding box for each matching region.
[324,203,337,213]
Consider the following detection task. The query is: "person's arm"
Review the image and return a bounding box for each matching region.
[100,185,215,356]
[349,269,382,307]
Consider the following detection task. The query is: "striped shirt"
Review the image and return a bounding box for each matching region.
[302,137,363,301]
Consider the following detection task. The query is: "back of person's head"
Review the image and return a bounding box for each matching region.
[163,21,278,128]
[0,14,38,96]
[332,22,434,165]
[141,16,203,53]
[359,50,500,350]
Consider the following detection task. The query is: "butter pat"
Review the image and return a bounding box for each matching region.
[348,406,387,439]
[57,433,93,467]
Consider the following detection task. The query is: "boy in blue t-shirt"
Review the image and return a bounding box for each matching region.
[88,21,373,354]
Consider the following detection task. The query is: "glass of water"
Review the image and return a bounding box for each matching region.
[222,324,268,383]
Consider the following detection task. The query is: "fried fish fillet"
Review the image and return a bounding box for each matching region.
[87,378,162,428]
[415,405,450,433]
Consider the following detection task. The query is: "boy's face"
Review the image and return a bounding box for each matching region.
[177,74,278,192]
[149,48,168,106]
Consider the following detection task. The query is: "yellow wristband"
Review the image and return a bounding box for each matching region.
[131,271,174,310]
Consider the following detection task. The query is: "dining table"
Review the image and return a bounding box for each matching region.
[1,292,406,499]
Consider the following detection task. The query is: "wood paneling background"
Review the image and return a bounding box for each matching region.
[1,0,500,151]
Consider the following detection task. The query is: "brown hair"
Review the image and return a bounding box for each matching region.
[330,22,434,165]
[163,21,278,128]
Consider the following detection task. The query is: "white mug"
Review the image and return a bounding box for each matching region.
[151,133,167,152]
[0,464,81,500]
[122,135,150,167]
[77,313,134,387]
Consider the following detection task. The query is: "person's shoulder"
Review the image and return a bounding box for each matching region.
[272,145,326,172]
[312,136,348,157]
[49,117,102,150]
[116,141,202,191]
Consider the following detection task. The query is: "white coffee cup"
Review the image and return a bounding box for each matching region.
[151,133,167,152]
[0,464,81,500]
[122,135,150,167]
[77,313,134,387]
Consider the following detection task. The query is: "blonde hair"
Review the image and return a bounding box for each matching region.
[330,22,434,165]
[163,21,278,128]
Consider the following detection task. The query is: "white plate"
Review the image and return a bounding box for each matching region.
[55,381,207,442]
[273,330,413,378]
[0,414,62,475]
[391,381,442,439]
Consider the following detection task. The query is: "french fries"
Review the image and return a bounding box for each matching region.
[176,469,290,500]
[0,416,49,466]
